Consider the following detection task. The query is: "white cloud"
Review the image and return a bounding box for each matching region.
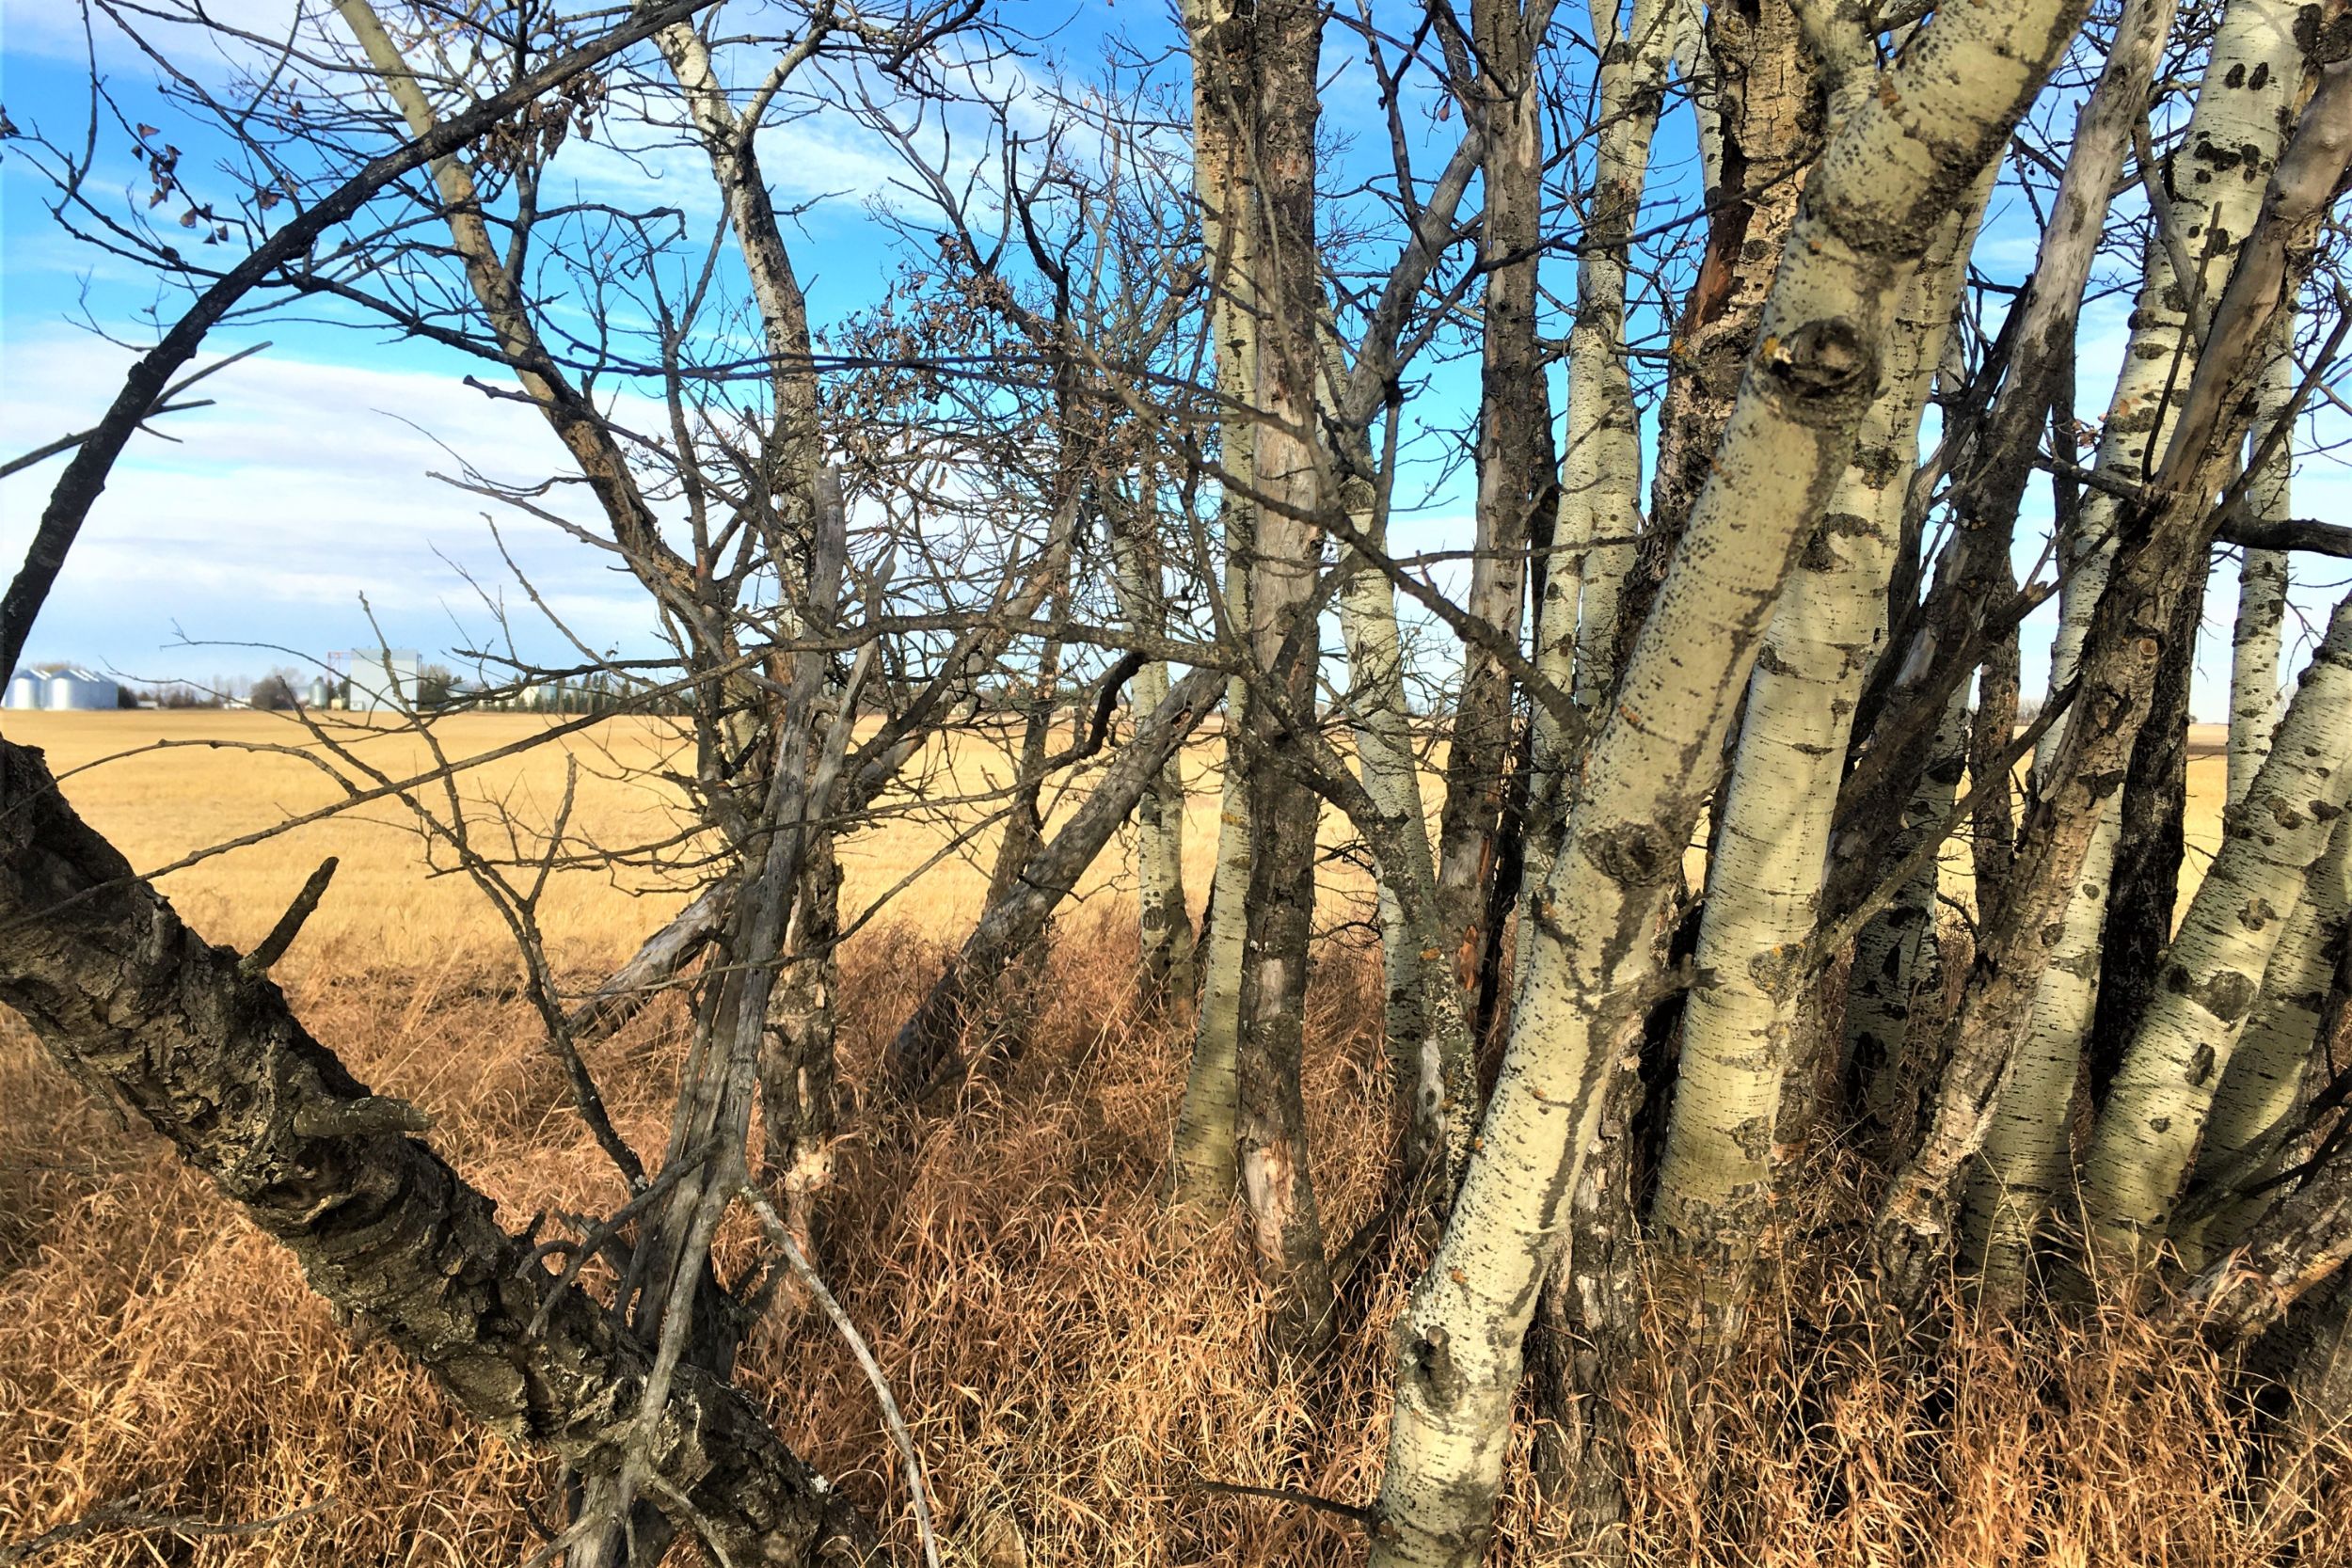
[0,333,664,678]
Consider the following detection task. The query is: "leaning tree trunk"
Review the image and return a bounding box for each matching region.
[2081,592,2352,1267]
[0,739,869,1564]
[2174,816,2352,1262]
[1366,0,2085,1553]
[887,668,1227,1093]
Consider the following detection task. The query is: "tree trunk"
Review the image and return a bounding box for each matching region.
[1333,460,1478,1188]
[1609,0,1826,687]
[2176,817,2352,1261]
[1651,172,1985,1284]
[1166,0,1263,1222]
[1110,491,1196,998]
[1434,0,1556,994]
[887,667,1227,1093]
[2083,592,2352,1265]
[1368,1,2084,1551]
[0,738,867,1564]
[2088,578,2201,1090]
[1843,691,1967,1152]
[1522,0,1683,972]
[2230,328,2297,808]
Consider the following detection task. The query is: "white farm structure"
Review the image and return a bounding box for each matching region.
[330,649,421,712]
[4,667,120,710]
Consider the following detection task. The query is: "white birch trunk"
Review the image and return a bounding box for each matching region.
[2230,329,2296,808]
[2083,591,2352,1262]
[1368,1,2084,1554]
[1520,0,1681,971]
[2176,815,2352,1261]
[1652,178,1986,1271]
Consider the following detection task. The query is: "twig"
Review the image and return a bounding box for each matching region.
[238,856,338,975]
[0,1494,333,1566]
[1184,1477,1380,1529]
[740,1182,943,1568]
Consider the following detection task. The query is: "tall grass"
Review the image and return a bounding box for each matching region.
[2,917,2345,1564]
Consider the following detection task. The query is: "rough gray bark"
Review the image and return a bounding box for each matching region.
[0,738,866,1565]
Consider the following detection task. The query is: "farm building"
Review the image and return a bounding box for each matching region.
[330,648,420,712]
[3,667,120,710]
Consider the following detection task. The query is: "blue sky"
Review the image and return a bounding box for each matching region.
[1,0,2344,720]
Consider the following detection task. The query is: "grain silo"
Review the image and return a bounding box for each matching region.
[45,668,120,709]
[4,672,39,710]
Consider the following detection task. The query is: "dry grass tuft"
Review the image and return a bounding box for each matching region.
[2,923,2347,1563]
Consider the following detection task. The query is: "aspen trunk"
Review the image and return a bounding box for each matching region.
[1958,484,2137,1286]
[1612,0,1825,684]
[2088,581,2201,1093]
[1652,177,1985,1276]
[1187,0,1339,1350]
[762,838,841,1277]
[1435,0,1555,987]
[1843,691,1967,1149]
[2176,816,2352,1261]
[1110,499,1196,998]
[1167,0,1263,1219]
[1333,464,1478,1185]
[1368,1,2082,1551]
[2231,330,2297,809]
[2083,592,2352,1263]
[1522,0,1682,949]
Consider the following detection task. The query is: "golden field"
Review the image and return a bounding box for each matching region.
[0,709,2237,974]
[1,709,2330,1568]
[0,708,1245,970]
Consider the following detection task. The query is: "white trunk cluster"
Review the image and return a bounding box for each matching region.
[1959,0,2306,1280]
[1370,0,2085,1553]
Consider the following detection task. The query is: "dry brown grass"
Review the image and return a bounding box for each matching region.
[0,715,2333,1566]
[4,914,2348,1565]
